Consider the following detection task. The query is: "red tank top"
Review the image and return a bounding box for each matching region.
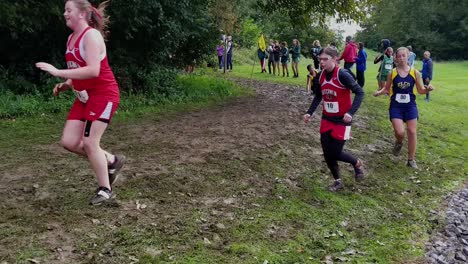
[65,27,119,102]
[318,66,352,117]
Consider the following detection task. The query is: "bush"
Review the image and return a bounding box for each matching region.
[0,73,251,119]
[0,90,72,119]
[233,47,257,66]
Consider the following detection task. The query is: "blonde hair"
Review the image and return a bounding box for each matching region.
[66,0,110,39]
[293,39,301,46]
[313,40,320,46]
[395,47,409,66]
[396,47,409,57]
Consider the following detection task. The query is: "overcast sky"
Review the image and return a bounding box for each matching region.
[329,19,362,39]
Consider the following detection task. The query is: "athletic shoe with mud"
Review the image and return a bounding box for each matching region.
[392,140,403,156]
[328,180,344,192]
[89,187,113,205]
[406,160,418,169]
[354,159,365,182]
[108,154,126,186]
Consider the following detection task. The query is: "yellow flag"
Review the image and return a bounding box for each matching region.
[258,34,266,52]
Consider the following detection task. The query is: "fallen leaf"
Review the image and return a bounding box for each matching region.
[342,249,356,255]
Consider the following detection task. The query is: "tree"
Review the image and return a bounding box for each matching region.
[260,0,377,28]
[0,0,220,94]
[356,0,468,60]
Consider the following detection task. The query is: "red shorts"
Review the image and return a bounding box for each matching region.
[320,119,351,141]
[67,98,119,123]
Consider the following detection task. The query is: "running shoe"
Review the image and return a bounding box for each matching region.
[109,154,126,186]
[354,159,365,182]
[90,187,113,205]
[392,140,403,156]
[406,160,418,169]
[328,180,344,192]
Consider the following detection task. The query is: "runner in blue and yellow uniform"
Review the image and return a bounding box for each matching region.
[373,47,434,169]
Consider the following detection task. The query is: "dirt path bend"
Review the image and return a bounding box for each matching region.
[0,78,373,263]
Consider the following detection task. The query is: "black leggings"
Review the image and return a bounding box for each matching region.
[320,130,358,180]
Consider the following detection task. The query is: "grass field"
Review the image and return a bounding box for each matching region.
[213,51,468,262]
[1,50,467,263]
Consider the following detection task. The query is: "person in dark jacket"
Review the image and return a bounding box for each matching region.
[421,50,433,101]
[310,40,322,70]
[355,42,367,87]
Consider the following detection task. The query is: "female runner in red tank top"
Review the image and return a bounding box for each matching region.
[36,0,125,205]
[303,47,365,192]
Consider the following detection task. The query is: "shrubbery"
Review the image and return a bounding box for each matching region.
[0,73,251,119]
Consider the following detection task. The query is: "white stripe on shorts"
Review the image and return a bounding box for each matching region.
[99,102,113,120]
[344,126,351,140]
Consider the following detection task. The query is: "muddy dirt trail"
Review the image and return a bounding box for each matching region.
[0,79,376,263]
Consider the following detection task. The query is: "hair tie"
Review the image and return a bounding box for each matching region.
[91,6,102,19]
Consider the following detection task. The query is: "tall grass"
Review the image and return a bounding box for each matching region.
[0,74,252,119]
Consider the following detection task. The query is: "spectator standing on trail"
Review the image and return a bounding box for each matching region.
[273,41,281,76]
[355,42,367,87]
[35,0,125,205]
[267,39,275,74]
[339,36,358,70]
[310,40,322,70]
[257,47,267,73]
[421,50,433,101]
[374,47,394,91]
[373,47,434,169]
[216,41,224,70]
[303,47,365,192]
[407,46,416,68]
[280,41,289,77]
[291,39,301,78]
[226,35,233,71]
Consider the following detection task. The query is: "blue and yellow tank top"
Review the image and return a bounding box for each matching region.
[390,68,417,107]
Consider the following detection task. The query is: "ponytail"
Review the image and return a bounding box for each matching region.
[66,0,111,40]
[88,1,110,40]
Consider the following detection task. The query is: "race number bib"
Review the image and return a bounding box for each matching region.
[73,89,89,103]
[385,64,392,70]
[395,93,410,103]
[324,102,339,113]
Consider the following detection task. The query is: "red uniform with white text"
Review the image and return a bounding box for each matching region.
[65,27,119,122]
[318,66,352,140]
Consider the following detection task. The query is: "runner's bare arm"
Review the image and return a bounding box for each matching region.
[373,72,392,96]
[415,70,434,94]
[36,30,103,80]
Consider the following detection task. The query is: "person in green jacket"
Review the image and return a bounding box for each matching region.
[291,39,301,78]
[374,47,394,92]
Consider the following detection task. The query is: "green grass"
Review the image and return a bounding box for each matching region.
[0,74,253,119]
[1,52,467,263]
[202,51,467,263]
